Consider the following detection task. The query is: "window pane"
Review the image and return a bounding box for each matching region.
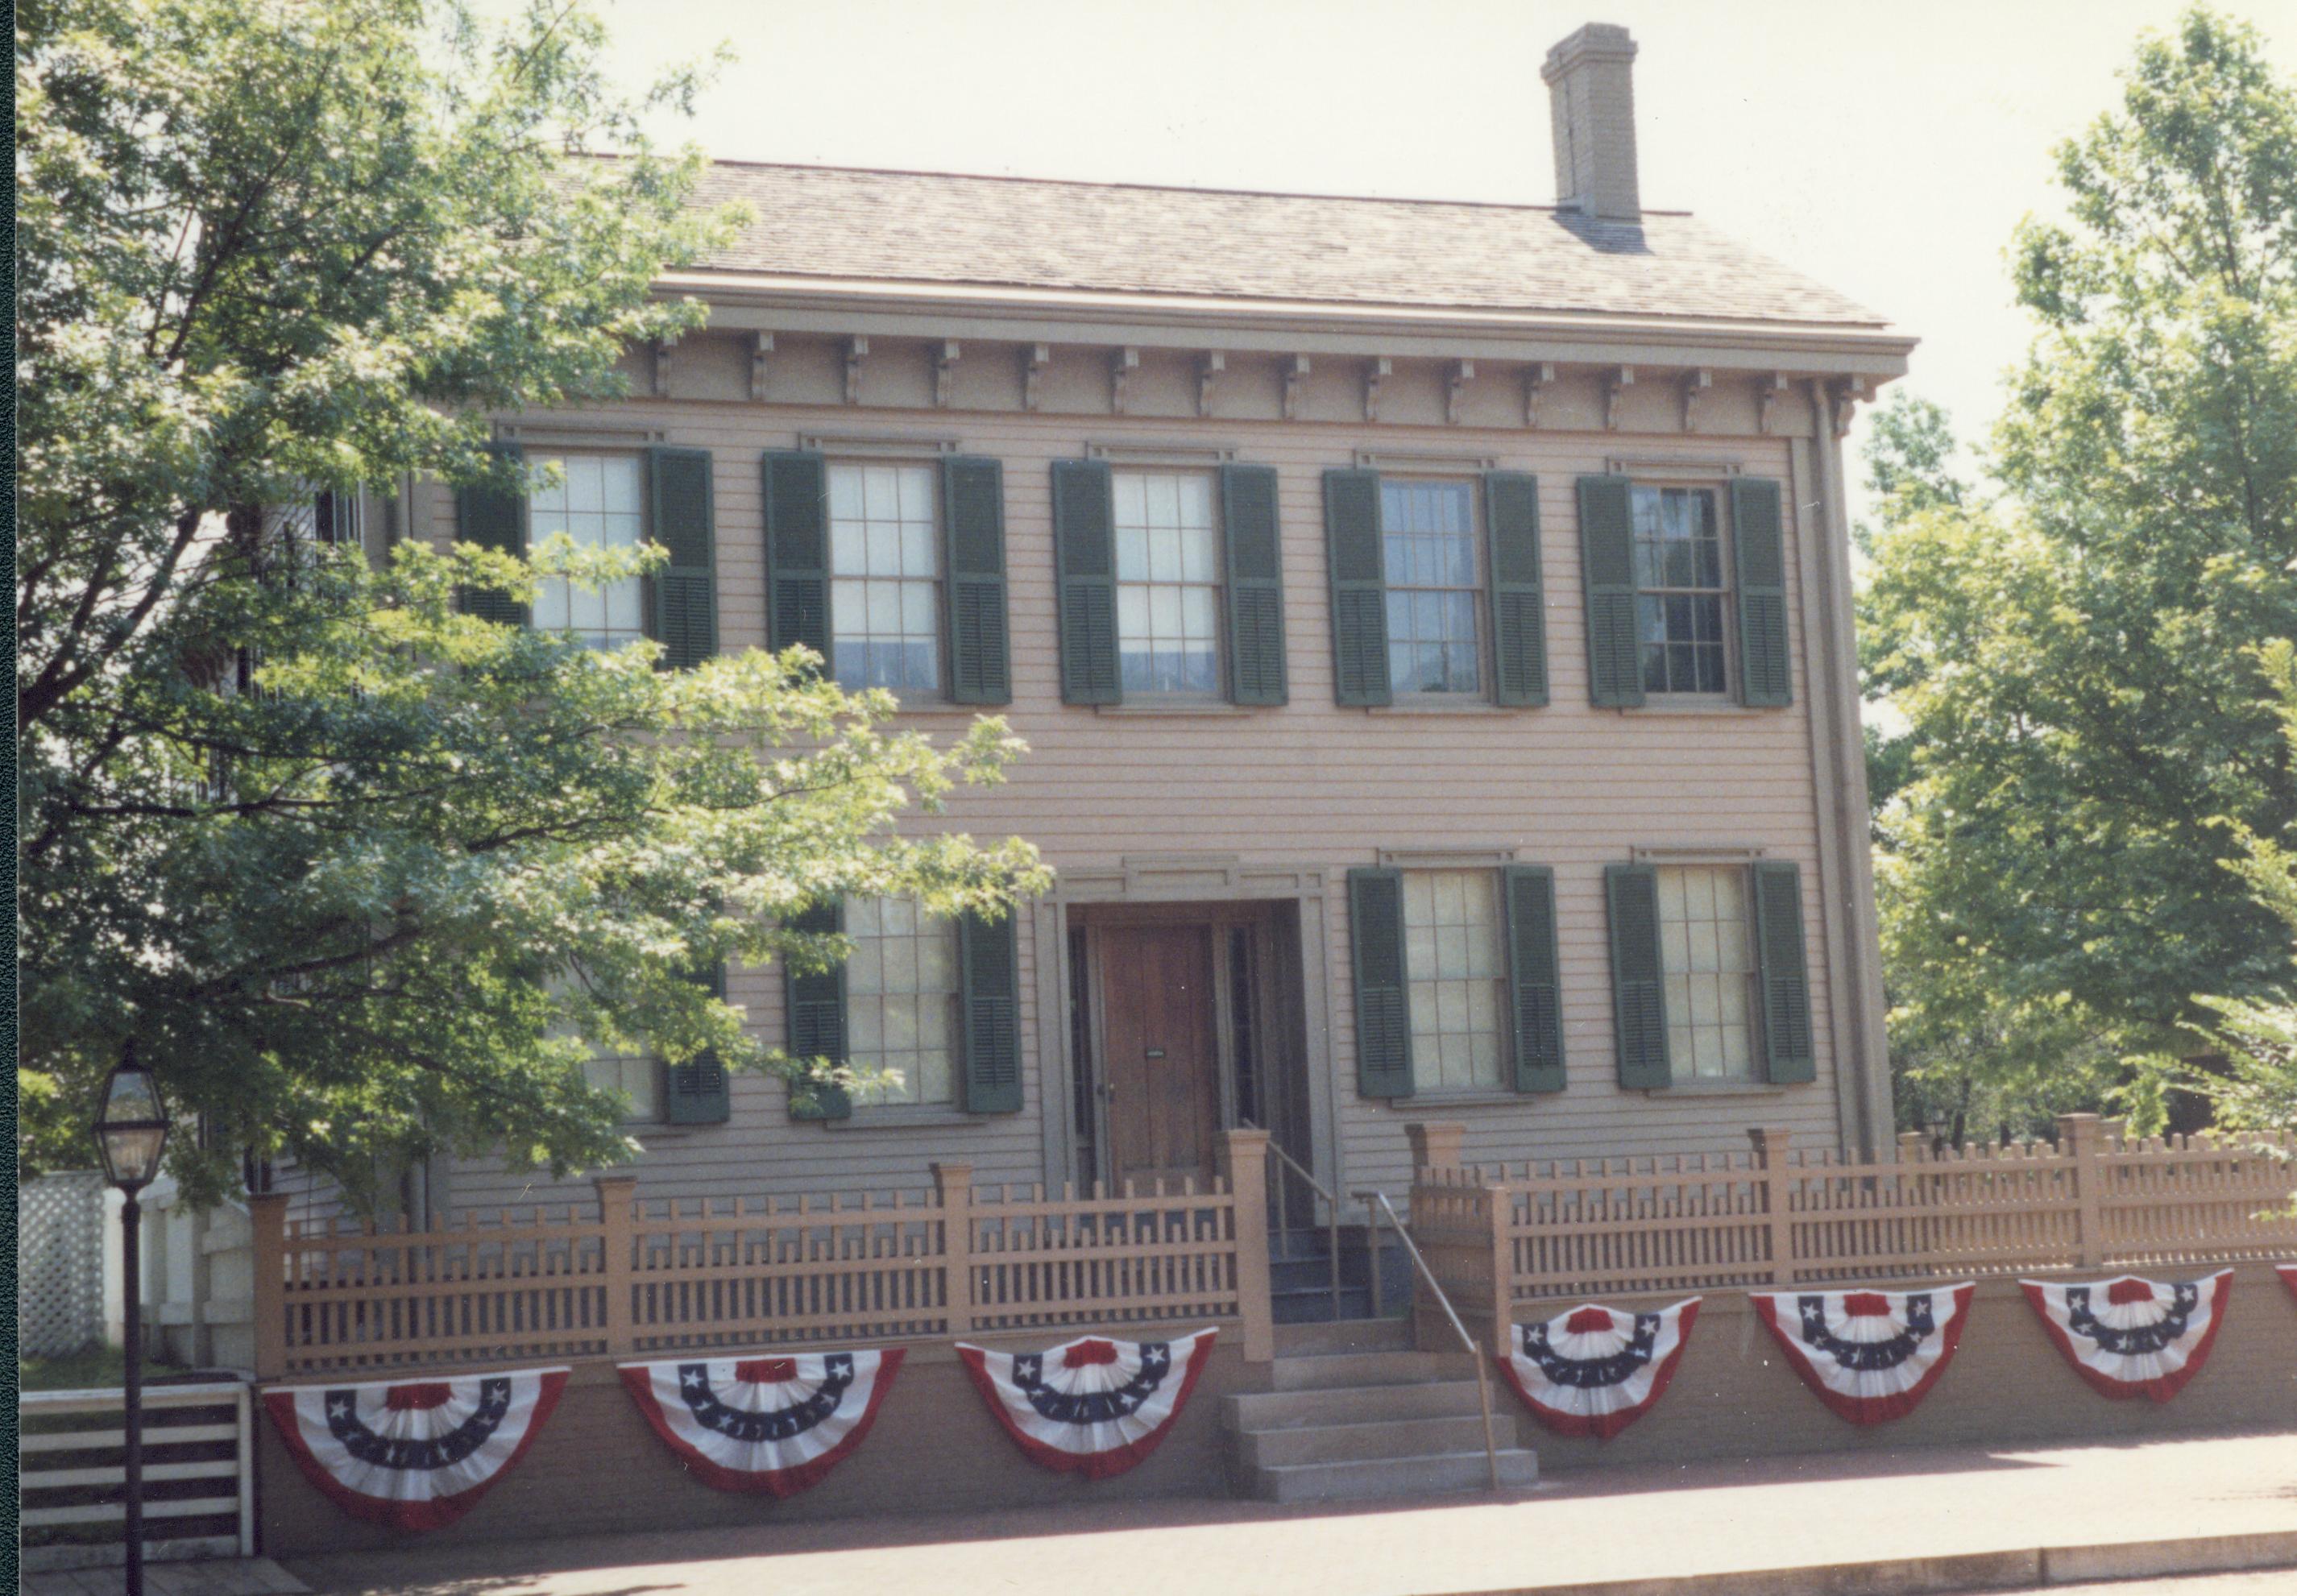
[845,895,960,1108]
[1113,470,1225,698]
[1655,865,1758,1080]
[827,462,941,692]
[1401,869,1507,1090]
[527,454,645,650]
[1631,486,1730,694]
[1381,481,1481,696]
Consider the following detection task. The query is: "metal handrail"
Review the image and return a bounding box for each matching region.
[1240,1121,1342,1319]
[1354,1188,1503,1493]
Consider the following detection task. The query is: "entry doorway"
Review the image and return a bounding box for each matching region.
[1068,901,1313,1204]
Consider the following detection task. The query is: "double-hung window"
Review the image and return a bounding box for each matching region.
[1632,487,1728,696]
[844,896,961,1108]
[1402,869,1508,1091]
[529,452,647,650]
[1113,471,1222,697]
[1605,857,1814,1088]
[581,1041,664,1123]
[1382,480,1483,697]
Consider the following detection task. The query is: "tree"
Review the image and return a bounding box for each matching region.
[17,0,1050,1204]
[1858,7,2297,1132]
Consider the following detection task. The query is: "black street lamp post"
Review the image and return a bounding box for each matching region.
[94,1043,171,1596]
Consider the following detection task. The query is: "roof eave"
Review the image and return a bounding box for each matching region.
[656,270,1916,379]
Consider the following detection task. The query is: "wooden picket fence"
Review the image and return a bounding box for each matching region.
[251,1131,1274,1379]
[1407,1115,2297,1354]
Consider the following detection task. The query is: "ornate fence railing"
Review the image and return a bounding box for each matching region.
[1407,1115,2297,1353]
[251,1130,1274,1378]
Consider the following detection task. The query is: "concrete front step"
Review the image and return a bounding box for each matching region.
[1234,1412,1499,1468]
[1268,1349,1482,1391]
[1271,1316,1414,1357]
[1248,1445,1537,1503]
[1224,1378,1488,1431]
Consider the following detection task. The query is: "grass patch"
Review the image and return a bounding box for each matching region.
[20,1347,191,1392]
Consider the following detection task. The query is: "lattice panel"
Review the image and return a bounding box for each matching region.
[19,1171,108,1356]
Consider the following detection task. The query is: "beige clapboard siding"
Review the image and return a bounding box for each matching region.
[437,392,1843,1210]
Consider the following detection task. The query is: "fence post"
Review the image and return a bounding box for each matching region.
[594,1175,637,1358]
[248,1192,288,1381]
[1483,1179,1514,1357]
[1748,1127,1795,1286]
[1218,1128,1275,1363]
[934,1163,976,1337]
[1407,1121,1468,1172]
[2059,1113,2105,1269]
[1897,1130,1928,1164]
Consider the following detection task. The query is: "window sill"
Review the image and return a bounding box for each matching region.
[1362,699,1514,715]
[823,1109,1001,1131]
[1094,700,1255,717]
[1641,1080,1791,1096]
[1618,697,1778,716]
[1374,1091,1537,1109]
[878,698,993,716]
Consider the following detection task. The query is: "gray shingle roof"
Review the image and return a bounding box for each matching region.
[684,162,1889,330]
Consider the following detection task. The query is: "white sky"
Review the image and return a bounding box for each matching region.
[593,0,2296,524]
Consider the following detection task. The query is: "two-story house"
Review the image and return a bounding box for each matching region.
[308,19,1909,1304]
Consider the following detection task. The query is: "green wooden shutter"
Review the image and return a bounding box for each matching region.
[1578,475,1642,708]
[1753,862,1816,1083]
[942,457,1011,705]
[1221,464,1288,706]
[958,909,1022,1113]
[784,901,850,1121]
[1485,472,1549,707]
[1605,863,1670,1088]
[648,446,717,670]
[762,450,830,663]
[1051,459,1121,704]
[1732,477,1792,707]
[1324,469,1391,707]
[1348,867,1414,1097]
[1502,865,1565,1093]
[661,963,731,1125]
[454,442,529,626]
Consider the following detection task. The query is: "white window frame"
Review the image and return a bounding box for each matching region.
[526,449,651,652]
[1399,866,1511,1095]
[1652,862,1764,1083]
[825,458,948,699]
[1379,475,1490,701]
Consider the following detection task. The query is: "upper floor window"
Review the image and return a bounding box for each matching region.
[828,462,941,693]
[530,452,645,649]
[1383,480,1482,696]
[1402,868,1507,1091]
[845,895,960,1108]
[1113,470,1221,698]
[1633,487,1727,696]
[1656,864,1756,1080]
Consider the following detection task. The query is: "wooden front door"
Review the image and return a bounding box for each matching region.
[1100,925,1220,1191]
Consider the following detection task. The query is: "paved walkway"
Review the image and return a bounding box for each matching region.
[282,1430,2297,1596]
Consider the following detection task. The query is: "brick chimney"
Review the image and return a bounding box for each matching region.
[1542,23,1641,223]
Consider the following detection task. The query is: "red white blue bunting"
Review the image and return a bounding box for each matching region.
[1496,1298,1701,1440]
[956,1329,1217,1480]
[1752,1283,1974,1424]
[2021,1271,2233,1402]
[616,1348,903,1496]
[263,1366,567,1530]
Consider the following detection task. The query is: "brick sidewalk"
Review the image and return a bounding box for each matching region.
[281,1429,2297,1596]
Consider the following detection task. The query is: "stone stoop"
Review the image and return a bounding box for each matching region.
[1223,1320,1538,1503]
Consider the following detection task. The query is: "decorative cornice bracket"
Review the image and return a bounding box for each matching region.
[1022,343,1051,412]
[1759,372,1789,436]
[1363,356,1392,423]
[748,332,774,403]
[1681,367,1712,433]
[1283,354,1312,421]
[843,336,869,406]
[933,340,961,408]
[652,338,673,399]
[1523,361,1556,428]
[1603,365,1636,431]
[1445,359,1476,425]
[1111,346,1141,416]
[1830,375,1872,438]
[1197,350,1224,418]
